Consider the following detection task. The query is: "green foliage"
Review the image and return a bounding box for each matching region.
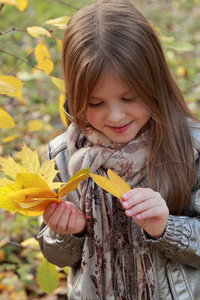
[37,259,59,294]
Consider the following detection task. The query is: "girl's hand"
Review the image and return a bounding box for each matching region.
[121,188,169,238]
[43,201,86,235]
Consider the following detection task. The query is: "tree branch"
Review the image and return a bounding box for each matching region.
[0,27,27,36]
[0,49,42,73]
[52,0,78,10]
[0,4,4,13]
[1,238,39,251]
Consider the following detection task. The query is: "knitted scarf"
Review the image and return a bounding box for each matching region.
[66,123,156,300]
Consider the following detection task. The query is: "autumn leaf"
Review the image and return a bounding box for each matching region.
[28,119,43,132]
[50,76,65,93]
[37,259,59,294]
[56,38,63,52]
[44,16,70,29]
[27,26,51,38]
[0,110,16,129]
[57,167,90,198]
[0,75,23,101]
[34,41,54,75]
[0,0,18,6]
[107,169,131,195]
[0,144,89,216]
[2,134,18,144]
[90,169,131,199]
[59,93,67,127]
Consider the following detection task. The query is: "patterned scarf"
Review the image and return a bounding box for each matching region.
[66,123,156,300]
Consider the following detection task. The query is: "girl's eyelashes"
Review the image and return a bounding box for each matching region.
[88,102,103,107]
[88,97,136,107]
[122,96,136,102]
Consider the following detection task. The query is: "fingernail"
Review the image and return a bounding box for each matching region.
[123,201,128,208]
[122,194,128,201]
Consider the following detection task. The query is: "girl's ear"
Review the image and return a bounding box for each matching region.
[63,97,74,122]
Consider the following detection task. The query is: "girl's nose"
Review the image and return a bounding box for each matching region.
[106,105,126,123]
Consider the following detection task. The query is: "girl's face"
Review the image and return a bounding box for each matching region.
[87,70,150,143]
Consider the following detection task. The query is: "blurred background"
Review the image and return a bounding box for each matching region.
[0,0,200,299]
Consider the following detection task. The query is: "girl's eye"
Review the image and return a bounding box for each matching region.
[88,102,103,107]
[122,97,136,102]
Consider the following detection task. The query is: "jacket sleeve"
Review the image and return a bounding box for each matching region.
[38,222,85,268]
[146,138,200,269]
[37,135,85,268]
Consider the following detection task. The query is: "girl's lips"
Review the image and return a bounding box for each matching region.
[108,122,132,134]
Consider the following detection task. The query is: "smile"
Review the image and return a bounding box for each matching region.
[108,122,132,134]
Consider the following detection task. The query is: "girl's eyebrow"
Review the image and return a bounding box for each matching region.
[89,89,133,100]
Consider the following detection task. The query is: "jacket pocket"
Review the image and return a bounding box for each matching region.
[166,261,194,300]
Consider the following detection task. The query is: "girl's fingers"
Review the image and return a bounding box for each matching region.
[44,201,68,232]
[43,201,87,235]
[55,203,74,234]
[124,198,160,217]
[43,202,57,220]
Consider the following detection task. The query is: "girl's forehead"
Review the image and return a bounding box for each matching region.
[91,69,129,90]
[89,70,132,97]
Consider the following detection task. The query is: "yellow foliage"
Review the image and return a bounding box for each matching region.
[56,38,63,52]
[35,41,54,75]
[176,66,186,77]
[44,16,70,29]
[0,0,18,5]
[59,93,68,127]
[0,80,16,95]
[50,76,65,93]
[14,0,28,11]
[107,169,131,195]
[0,144,89,216]
[21,237,40,250]
[0,75,23,90]
[90,169,131,199]
[28,119,43,132]
[0,75,23,102]
[0,109,16,129]
[2,134,18,144]
[27,26,51,38]
[0,0,27,11]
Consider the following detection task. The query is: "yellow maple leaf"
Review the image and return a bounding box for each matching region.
[0,144,89,216]
[90,169,131,199]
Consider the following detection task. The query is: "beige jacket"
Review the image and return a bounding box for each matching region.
[38,120,200,300]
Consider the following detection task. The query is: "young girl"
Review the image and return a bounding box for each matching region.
[38,0,200,299]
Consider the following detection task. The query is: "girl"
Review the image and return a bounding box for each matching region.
[38,0,200,299]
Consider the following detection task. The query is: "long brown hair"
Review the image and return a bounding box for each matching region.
[62,0,197,215]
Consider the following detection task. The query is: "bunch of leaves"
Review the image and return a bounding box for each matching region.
[0,143,89,216]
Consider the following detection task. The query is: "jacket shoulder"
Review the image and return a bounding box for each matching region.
[48,131,68,159]
[189,119,200,153]
[46,131,70,182]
